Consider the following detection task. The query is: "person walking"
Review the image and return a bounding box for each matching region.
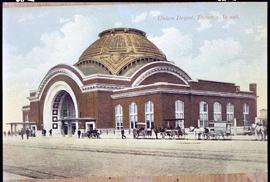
[26,128,30,140]
[49,129,52,136]
[121,128,126,139]
[154,128,158,139]
[133,128,137,139]
[43,129,47,136]
[77,130,81,139]
[20,129,24,140]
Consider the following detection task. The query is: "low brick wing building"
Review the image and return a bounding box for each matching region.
[22,28,257,135]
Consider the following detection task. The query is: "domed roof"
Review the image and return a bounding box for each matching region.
[75,28,167,75]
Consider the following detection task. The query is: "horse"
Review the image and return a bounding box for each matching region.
[188,126,205,140]
[252,122,267,141]
[134,127,146,139]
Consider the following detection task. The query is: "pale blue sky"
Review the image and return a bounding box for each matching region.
[3,2,267,129]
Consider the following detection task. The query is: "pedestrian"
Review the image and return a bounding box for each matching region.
[26,128,30,140]
[20,129,24,140]
[121,128,126,139]
[8,131,11,136]
[49,129,52,136]
[4,131,6,137]
[154,128,158,139]
[77,130,81,138]
[133,128,137,139]
[44,129,47,136]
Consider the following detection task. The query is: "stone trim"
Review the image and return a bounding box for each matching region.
[111,88,257,100]
[132,66,190,87]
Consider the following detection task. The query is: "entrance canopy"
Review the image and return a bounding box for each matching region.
[6,122,37,134]
[56,117,96,136]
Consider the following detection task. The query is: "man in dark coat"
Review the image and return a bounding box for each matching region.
[20,129,24,140]
[77,130,81,138]
[49,129,52,136]
[154,128,159,139]
[25,128,30,139]
[121,129,126,139]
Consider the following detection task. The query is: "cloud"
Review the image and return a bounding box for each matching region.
[195,38,242,64]
[132,10,161,23]
[3,14,100,124]
[18,13,34,23]
[185,38,266,110]
[222,19,236,29]
[6,14,98,81]
[245,28,254,34]
[196,18,212,31]
[255,25,267,41]
[148,27,193,62]
[59,17,70,23]
[209,11,223,22]
[114,21,123,27]
[149,10,161,17]
[132,12,147,23]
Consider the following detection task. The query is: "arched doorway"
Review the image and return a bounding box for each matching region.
[43,81,79,135]
[52,90,77,135]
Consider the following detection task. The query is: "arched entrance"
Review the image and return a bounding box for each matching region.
[52,91,77,135]
[43,81,79,135]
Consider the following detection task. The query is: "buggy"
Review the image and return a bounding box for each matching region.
[133,122,152,139]
[204,121,232,140]
[85,129,101,139]
[160,119,185,139]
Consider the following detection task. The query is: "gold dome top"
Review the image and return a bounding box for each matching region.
[75,28,167,75]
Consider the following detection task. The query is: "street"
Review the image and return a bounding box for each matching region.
[3,135,267,180]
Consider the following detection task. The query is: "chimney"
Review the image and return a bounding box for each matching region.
[249,83,257,95]
[236,86,240,92]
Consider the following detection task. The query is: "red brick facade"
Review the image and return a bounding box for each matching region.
[25,64,257,131]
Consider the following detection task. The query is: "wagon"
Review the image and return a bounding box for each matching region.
[133,122,152,139]
[84,129,101,139]
[205,122,232,140]
[160,119,185,139]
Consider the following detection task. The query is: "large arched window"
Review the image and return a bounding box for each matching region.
[115,104,123,130]
[213,102,222,121]
[226,103,234,121]
[129,102,138,129]
[145,101,154,129]
[175,100,184,128]
[199,101,208,127]
[243,103,249,127]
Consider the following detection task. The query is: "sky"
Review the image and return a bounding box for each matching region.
[3,2,267,131]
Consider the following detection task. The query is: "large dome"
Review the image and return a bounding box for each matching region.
[74,28,167,76]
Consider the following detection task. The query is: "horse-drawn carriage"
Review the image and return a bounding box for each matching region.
[133,122,152,139]
[83,129,101,139]
[252,119,267,140]
[160,119,185,139]
[199,121,232,140]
